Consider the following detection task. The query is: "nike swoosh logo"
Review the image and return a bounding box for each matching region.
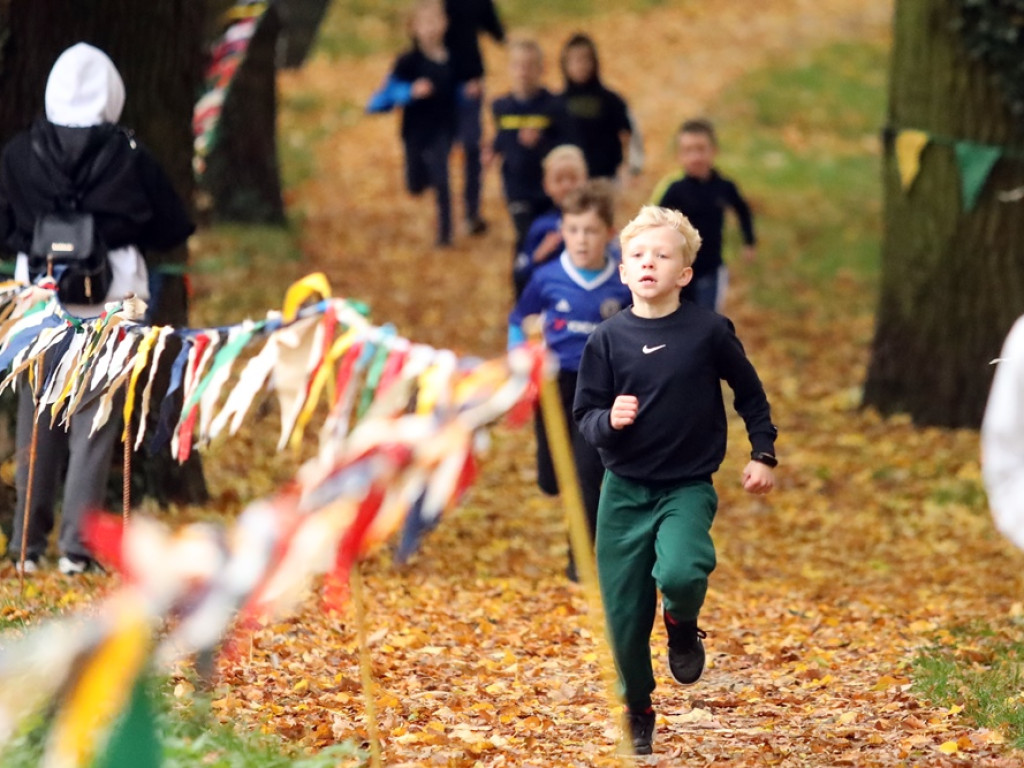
[642,344,666,354]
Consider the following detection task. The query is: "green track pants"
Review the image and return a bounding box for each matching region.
[595,471,718,710]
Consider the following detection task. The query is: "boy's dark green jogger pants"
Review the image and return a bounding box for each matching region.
[595,471,718,711]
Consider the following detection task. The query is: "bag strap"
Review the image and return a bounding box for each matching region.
[30,127,131,213]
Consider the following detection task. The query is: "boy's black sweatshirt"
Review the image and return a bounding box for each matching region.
[656,169,755,278]
[392,49,457,144]
[559,79,630,178]
[443,0,505,83]
[492,88,570,202]
[574,302,776,485]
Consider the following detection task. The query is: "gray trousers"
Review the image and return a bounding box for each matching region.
[10,381,120,560]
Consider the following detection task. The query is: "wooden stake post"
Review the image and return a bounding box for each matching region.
[537,372,629,759]
[19,358,43,593]
[350,564,383,768]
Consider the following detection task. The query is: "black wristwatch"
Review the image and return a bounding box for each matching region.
[751,451,778,468]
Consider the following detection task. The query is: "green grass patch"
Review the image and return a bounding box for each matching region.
[715,39,889,315]
[928,478,988,508]
[742,41,888,139]
[0,678,360,768]
[913,624,1024,748]
[189,223,307,328]
[314,0,669,59]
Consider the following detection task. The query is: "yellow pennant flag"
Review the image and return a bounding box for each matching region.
[45,600,151,768]
[895,129,930,191]
[123,326,163,441]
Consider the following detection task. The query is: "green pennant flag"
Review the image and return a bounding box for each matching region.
[955,141,1001,212]
[92,678,162,768]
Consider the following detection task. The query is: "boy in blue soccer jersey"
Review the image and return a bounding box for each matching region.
[513,144,588,295]
[508,179,631,580]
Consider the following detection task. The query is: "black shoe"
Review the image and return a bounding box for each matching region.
[665,611,707,685]
[625,707,655,755]
[466,217,488,236]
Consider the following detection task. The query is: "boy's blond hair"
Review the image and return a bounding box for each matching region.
[508,36,543,62]
[542,144,587,176]
[620,205,703,267]
[407,0,445,29]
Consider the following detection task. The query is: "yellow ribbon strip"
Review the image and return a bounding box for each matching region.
[282,272,332,323]
[123,327,163,442]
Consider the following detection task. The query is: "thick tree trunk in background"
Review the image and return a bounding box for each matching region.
[202,3,286,224]
[0,0,209,504]
[278,0,331,68]
[864,0,1024,428]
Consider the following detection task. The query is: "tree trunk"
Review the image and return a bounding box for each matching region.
[202,3,287,224]
[277,0,332,69]
[0,0,209,504]
[864,0,1024,428]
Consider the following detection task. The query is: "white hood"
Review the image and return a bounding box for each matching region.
[44,43,125,127]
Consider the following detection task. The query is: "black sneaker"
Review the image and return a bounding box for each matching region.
[625,707,655,755]
[665,611,707,685]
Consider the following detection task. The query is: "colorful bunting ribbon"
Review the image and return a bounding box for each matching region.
[890,125,1023,211]
[0,274,549,768]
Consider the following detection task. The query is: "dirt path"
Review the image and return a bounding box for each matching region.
[215,1,1024,765]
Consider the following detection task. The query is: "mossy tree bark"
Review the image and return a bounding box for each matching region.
[201,3,286,224]
[277,0,331,69]
[864,0,1024,428]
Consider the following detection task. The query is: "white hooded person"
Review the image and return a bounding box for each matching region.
[983,316,1024,551]
[0,42,194,574]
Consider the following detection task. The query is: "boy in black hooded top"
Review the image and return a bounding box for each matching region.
[0,43,194,576]
[558,33,633,180]
[443,0,504,234]
[369,0,458,246]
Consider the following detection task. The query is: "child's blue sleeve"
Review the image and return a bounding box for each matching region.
[366,75,414,113]
[508,278,545,349]
[507,323,526,349]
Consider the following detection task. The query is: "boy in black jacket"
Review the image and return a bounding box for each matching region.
[573,205,777,755]
[651,119,756,312]
[558,33,633,180]
[443,0,504,234]
[369,0,457,246]
[488,38,571,290]
[0,43,194,575]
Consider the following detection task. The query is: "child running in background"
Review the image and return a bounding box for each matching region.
[651,118,756,312]
[367,0,457,247]
[488,37,572,292]
[513,144,588,294]
[574,205,776,755]
[442,0,505,236]
[558,33,635,181]
[508,179,631,581]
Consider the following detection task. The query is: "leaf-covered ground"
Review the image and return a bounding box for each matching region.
[8,0,1024,766]
[214,1,1024,765]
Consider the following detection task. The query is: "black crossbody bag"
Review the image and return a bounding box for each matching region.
[28,132,122,304]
